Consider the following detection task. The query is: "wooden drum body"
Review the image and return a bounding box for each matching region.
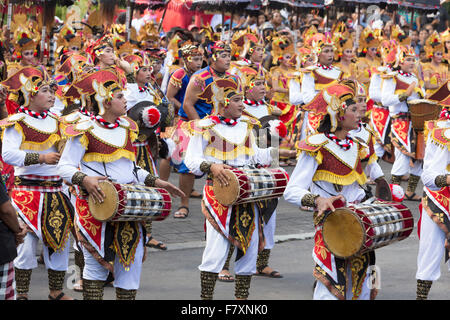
[409,99,441,160]
[88,181,172,222]
[212,167,289,206]
[322,202,414,259]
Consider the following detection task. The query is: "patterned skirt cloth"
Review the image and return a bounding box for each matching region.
[0,262,15,300]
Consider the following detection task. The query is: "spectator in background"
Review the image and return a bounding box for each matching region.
[436,5,449,32]
[419,28,429,51]
[271,10,285,30]
[257,11,267,28]
[410,29,421,56]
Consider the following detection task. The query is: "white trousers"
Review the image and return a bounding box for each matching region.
[14,232,70,271]
[263,210,276,250]
[199,207,260,275]
[391,148,423,177]
[81,225,144,290]
[313,266,372,300]
[416,208,450,281]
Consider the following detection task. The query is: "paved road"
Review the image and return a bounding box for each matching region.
[13,160,450,301]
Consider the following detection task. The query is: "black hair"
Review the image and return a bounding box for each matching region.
[317,114,341,133]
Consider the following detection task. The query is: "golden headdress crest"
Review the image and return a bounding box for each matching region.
[425,31,445,58]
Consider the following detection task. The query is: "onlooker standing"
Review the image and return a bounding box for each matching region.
[0,177,26,300]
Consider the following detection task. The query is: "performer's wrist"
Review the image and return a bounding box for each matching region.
[435,174,449,188]
[200,161,212,174]
[144,174,157,187]
[72,171,87,186]
[301,193,320,208]
[398,93,408,102]
[24,153,40,166]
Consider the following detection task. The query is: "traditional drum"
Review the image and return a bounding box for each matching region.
[212,167,289,206]
[409,99,441,159]
[409,99,441,131]
[88,180,172,222]
[322,201,414,259]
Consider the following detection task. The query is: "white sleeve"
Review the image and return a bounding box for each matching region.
[184,132,209,176]
[125,83,139,112]
[2,126,26,167]
[283,151,318,208]
[289,78,303,105]
[421,136,448,190]
[381,78,401,107]
[300,73,317,105]
[57,135,86,182]
[365,161,384,181]
[368,75,381,103]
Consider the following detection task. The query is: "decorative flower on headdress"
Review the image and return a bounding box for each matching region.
[425,31,444,59]
[359,27,381,54]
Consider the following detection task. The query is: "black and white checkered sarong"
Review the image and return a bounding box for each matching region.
[0,262,15,300]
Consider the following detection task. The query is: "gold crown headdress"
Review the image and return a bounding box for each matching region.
[359,27,381,54]
[57,24,83,50]
[390,25,411,47]
[12,14,40,54]
[425,31,445,58]
[271,35,295,64]
[138,21,160,44]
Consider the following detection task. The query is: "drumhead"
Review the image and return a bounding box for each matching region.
[88,181,119,222]
[212,169,240,206]
[322,208,364,259]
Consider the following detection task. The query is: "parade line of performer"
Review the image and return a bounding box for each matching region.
[0,2,449,301]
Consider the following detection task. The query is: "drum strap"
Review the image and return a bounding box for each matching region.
[312,181,337,197]
[82,162,109,180]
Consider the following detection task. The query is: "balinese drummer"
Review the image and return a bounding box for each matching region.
[284,80,381,300]
[184,75,294,300]
[57,69,184,300]
[380,44,426,201]
[0,67,74,300]
[415,107,450,300]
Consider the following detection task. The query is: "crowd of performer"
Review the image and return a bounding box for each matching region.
[0,4,449,301]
